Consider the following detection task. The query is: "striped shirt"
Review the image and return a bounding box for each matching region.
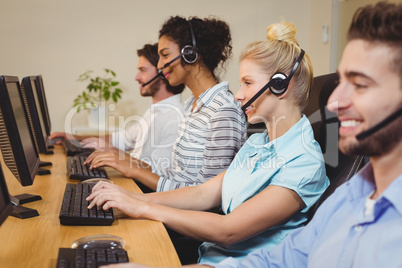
[155,81,247,192]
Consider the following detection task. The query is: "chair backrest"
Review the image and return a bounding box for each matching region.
[305,73,368,220]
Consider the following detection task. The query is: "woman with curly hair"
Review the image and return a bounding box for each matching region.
[85,16,247,192]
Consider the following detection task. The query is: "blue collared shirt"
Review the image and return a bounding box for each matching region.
[200,115,329,264]
[214,163,402,268]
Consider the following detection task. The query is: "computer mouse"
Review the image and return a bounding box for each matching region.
[71,234,125,250]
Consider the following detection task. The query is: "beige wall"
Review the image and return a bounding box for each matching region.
[0,0,386,132]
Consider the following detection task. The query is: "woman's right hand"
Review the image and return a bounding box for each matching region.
[86,181,147,218]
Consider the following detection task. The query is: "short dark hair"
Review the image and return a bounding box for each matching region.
[348,1,402,82]
[137,43,185,94]
[159,16,232,82]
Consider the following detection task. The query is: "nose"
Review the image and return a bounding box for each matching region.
[157,56,164,71]
[235,85,246,103]
[327,80,352,114]
[134,71,141,82]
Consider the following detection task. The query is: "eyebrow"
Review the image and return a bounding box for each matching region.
[158,48,168,54]
[345,71,374,82]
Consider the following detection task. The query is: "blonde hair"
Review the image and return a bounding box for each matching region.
[240,21,313,110]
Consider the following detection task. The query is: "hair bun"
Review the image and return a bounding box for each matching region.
[266,21,299,46]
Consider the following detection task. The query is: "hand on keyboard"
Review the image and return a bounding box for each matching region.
[67,153,109,181]
[83,150,141,179]
[59,182,114,226]
[86,181,146,219]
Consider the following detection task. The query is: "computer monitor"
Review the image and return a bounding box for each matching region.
[34,75,51,137]
[0,75,42,218]
[0,164,12,226]
[21,76,53,155]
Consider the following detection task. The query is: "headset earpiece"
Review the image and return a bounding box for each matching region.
[269,72,288,95]
[181,21,198,64]
[181,45,198,64]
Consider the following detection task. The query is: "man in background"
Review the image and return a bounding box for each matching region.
[51,43,184,185]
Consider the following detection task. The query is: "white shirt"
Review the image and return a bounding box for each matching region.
[112,94,183,169]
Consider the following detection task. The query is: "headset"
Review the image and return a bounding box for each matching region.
[181,20,198,64]
[143,21,198,87]
[241,49,305,112]
[356,106,402,140]
[141,70,164,88]
[159,20,199,70]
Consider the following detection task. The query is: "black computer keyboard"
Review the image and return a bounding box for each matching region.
[57,247,129,268]
[67,153,108,181]
[59,182,114,226]
[63,139,94,156]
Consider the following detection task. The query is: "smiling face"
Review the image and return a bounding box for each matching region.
[327,39,402,156]
[236,58,278,125]
[135,56,160,97]
[157,35,188,87]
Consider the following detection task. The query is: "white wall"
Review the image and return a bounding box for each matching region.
[1,0,324,132]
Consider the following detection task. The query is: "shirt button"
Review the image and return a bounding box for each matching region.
[354,225,363,232]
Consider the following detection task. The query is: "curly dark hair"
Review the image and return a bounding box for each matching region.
[348,1,402,82]
[137,43,184,94]
[159,16,233,81]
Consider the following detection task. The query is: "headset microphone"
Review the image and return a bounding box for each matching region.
[241,49,305,113]
[241,80,277,112]
[356,106,402,140]
[142,70,164,88]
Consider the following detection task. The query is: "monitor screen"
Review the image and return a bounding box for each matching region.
[0,164,12,226]
[21,76,50,154]
[8,82,39,172]
[34,76,51,136]
[0,76,40,186]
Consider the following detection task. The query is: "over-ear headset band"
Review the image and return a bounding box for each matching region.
[287,49,305,82]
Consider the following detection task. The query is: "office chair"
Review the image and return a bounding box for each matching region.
[304,73,368,221]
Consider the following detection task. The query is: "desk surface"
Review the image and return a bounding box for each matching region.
[0,146,181,267]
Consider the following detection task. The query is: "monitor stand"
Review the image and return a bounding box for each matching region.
[39,160,52,167]
[37,168,51,175]
[43,149,54,155]
[9,194,41,219]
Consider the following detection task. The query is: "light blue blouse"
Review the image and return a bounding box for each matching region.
[198,115,329,264]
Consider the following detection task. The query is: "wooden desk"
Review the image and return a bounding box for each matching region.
[0,146,181,267]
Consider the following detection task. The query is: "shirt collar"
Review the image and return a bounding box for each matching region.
[347,163,402,216]
[244,114,310,158]
[152,94,182,107]
[184,81,229,113]
[380,173,402,216]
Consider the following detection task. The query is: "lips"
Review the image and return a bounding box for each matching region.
[163,72,170,79]
[244,105,254,115]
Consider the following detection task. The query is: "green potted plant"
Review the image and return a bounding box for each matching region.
[73,68,123,113]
